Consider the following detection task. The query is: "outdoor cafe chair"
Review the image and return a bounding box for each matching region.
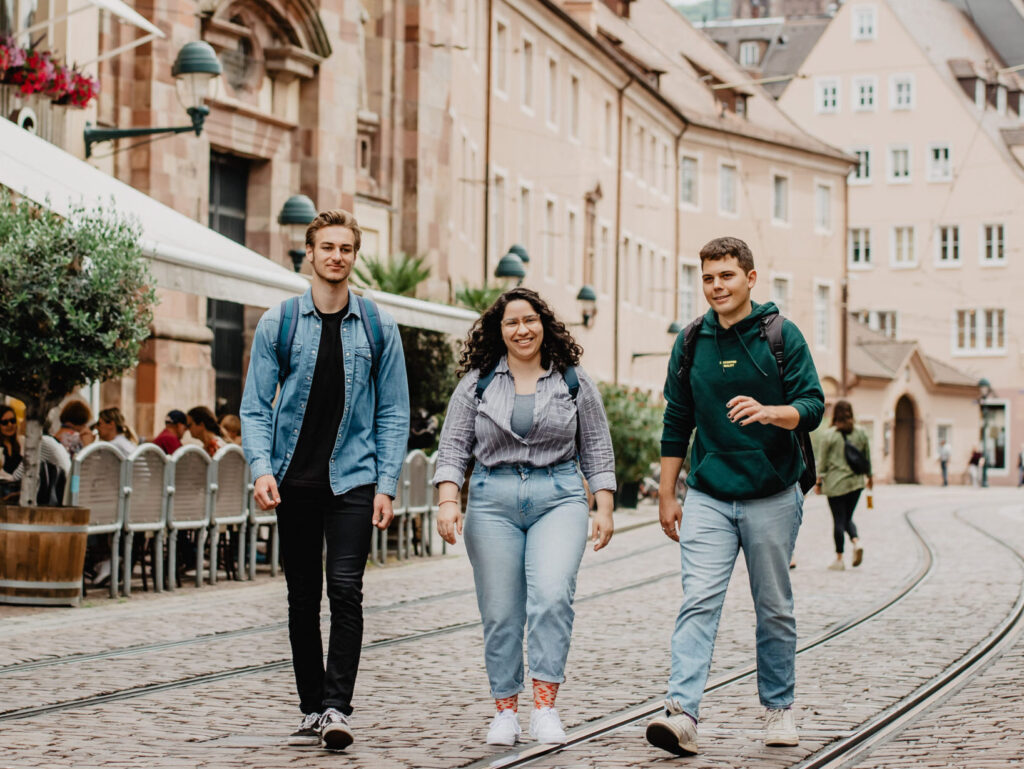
[121,444,169,595]
[69,442,127,599]
[404,450,432,558]
[208,445,248,584]
[165,445,212,589]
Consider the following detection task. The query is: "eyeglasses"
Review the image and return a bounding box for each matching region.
[0,418,16,426]
[502,315,542,331]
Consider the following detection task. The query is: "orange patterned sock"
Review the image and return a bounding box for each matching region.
[532,679,559,709]
[495,694,519,712]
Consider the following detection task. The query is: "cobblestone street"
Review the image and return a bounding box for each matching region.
[1,487,1022,769]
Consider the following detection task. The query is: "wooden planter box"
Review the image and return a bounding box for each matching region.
[0,505,89,607]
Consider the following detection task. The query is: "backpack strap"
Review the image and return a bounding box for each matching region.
[474,367,498,401]
[357,293,384,379]
[675,315,705,382]
[759,312,786,381]
[276,296,300,384]
[475,365,580,402]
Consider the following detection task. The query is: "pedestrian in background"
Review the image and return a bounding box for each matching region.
[433,287,615,747]
[186,406,225,458]
[816,400,871,571]
[1,405,23,478]
[151,410,188,454]
[241,209,409,751]
[94,407,138,457]
[1017,445,1023,487]
[968,447,984,487]
[938,439,951,487]
[219,414,242,445]
[54,400,94,459]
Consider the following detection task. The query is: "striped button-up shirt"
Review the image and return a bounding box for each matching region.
[432,357,617,492]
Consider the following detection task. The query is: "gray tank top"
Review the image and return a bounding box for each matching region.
[510,394,535,438]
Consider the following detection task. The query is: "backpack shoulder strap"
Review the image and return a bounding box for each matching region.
[759,311,786,383]
[357,294,384,378]
[474,368,497,401]
[562,366,580,401]
[276,296,300,383]
[676,315,705,381]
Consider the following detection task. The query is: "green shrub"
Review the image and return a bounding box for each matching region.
[598,382,662,489]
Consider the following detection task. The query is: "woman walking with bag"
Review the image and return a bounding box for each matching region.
[432,287,616,747]
[816,399,871,571]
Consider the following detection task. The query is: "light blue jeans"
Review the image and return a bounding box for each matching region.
[464,461,590,699]
[667,484,803,720]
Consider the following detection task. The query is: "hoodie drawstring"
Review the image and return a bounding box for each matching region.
[733,326,769,377]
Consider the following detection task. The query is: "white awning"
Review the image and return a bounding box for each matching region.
[20,0,164,39]
[0,118,478,335]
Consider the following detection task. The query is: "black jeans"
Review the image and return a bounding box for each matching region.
[277,482,375,716]
[827,489,861,554]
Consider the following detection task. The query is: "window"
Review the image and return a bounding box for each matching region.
[850,148,871,183]
[938,225,960,264]
[660,254,670,315]
[739,41,760,67]
[892,226,915,266]
[544,199,556,279]
[983,309,1005,350]
[634,242,644,305]
[521,38,533,110]
[997,86,1007,115]
[519,185,531,252]
[567,209,578,284]
[890,74,914,109]
[771,276,790,315]
[888,145,911,181]
[980,403,1007,470]
[603,100,613,159]
[622,237,631,301]
[849,228,872,266]
[661,143,670,195]
[649,134,658,186]
[569,75,580,139]
[955,309,976,351]
[853,77,876,111]
[680,156,699,206]
[928,143,952,181]
[624,116,633,172]
[638,126,646,180]
[646,248,656,310]
[955,309,1005,352]
[494,21,508,94]
[982,224,1005,263]
[719,163,737,215]
[599,225,610,293]
[815,184,832,232]
[852,5,877,40]
[975,79,986,110]
[772,174,789,224]
[680,264,698,321]
[492,173,506,263]
[872,310,898,338]
[546,57,558,127]
[814,283,831,349]
[816,77,840,113]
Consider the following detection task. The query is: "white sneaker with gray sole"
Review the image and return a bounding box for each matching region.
[764,707,799,746]
[319,708,354,751]
[287,712,321,746]
[645,701,698,756]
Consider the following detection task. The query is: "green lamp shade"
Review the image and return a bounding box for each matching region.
[978,378,992,389]
[667,321,683,334]
[279,194,318,225]
[172,41,223,77]
[495,252,527,279]
[576,285,597,302]
[508,243,530,264]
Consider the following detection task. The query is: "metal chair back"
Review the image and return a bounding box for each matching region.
[124,445,169,532]
[70,442,126,534]
[211,445,248,526]
[167,446,212,530]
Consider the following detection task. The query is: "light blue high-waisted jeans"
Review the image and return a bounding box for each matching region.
[464,461,590,699]
[666,484,804,720]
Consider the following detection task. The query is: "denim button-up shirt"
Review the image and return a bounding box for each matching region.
[432,357,616,493]
[240,289,410,497]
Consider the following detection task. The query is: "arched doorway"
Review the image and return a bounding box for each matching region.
[893,395,917,483]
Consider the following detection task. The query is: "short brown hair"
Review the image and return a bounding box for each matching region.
[305,209,362,252]
[699,236,755,273]
[60,399,92,427]
[831,399,855,435]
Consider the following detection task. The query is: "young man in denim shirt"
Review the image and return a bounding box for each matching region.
[241,209,409,751]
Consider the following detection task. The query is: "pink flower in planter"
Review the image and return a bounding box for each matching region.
[66,71,100,108]
[0,36,27,81]
[46,62,73,100]
[10,48,56,95]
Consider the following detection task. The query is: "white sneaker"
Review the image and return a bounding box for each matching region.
[646,701,698,756]
[287,712,321,746]
[764,707,799,747]
[529,707,567,744]
[486,709,521,746]
[319,708,353,751]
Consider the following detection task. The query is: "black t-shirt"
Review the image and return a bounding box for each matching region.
[283,304,347,488]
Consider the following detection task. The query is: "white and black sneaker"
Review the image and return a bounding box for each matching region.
[288,712,321,746]
[320,708,354,751]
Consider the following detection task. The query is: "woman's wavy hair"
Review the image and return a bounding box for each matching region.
[831,399,855,435]
[457,287,583,377]
[188,406,222,437]
[98,407,137,443]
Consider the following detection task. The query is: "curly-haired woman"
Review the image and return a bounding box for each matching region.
[432,287,616,747]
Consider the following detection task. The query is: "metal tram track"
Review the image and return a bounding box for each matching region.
[463,508,941,769]
[0,565,681,722]
[0,519,664,677]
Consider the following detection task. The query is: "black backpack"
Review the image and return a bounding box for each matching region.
[843,435,871,475]
[677,312,817,495]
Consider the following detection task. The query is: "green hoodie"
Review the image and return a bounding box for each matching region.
[662,301,824,500]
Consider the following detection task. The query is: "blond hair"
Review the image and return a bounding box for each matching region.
[305,209,362,252]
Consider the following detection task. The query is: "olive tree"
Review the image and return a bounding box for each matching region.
[0,190,156,506]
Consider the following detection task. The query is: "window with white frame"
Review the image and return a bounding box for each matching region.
[938,225,960,264]
[719,163,737,214]
[494,21,508,94]
[815,183,832,231]
[544,199,556,278]
[649,134,658,187]
[519,185,531,252]
[852,5,877,40]
[646,249,656,310]
[546,57,558,126]
[888,145,911,181]
[928,143,952,181]
[637,126,646,180]
[849,228,872,266]
[622,237,631,302]
[634,242,644,305]
[983,309,1006,350]
[681,156,699,206]
[890,74,914,109]
[603,100,613,159]
[567,209,578,284]
[521,38,533,110]
[680,264,698,321]
[599,225,610,293]
[814,283,831,348]
[955,308,1006,352]
[871,310,898,338]
[816,77,840,113]
[569,75,580,139]
[660,254,670,315]
[624,116,633,171]
[850,148,871,182]
[771,276,790,315]
[982,224,1005,263]
[661,142,670,194]
[853,77,876,110]
[892,226,915,266]
[492,173,506,263]
[739,41,760,67]
[772,174,789,224]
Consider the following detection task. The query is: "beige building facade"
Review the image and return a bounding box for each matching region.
[778,0,1024,485]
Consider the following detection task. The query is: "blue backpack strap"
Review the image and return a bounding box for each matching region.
[276,296,300,384]
[562,366,580,401]
[474,367,497,401]
[357,293,384,379]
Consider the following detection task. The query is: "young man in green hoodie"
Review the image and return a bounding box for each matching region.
[646,236,824,756]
